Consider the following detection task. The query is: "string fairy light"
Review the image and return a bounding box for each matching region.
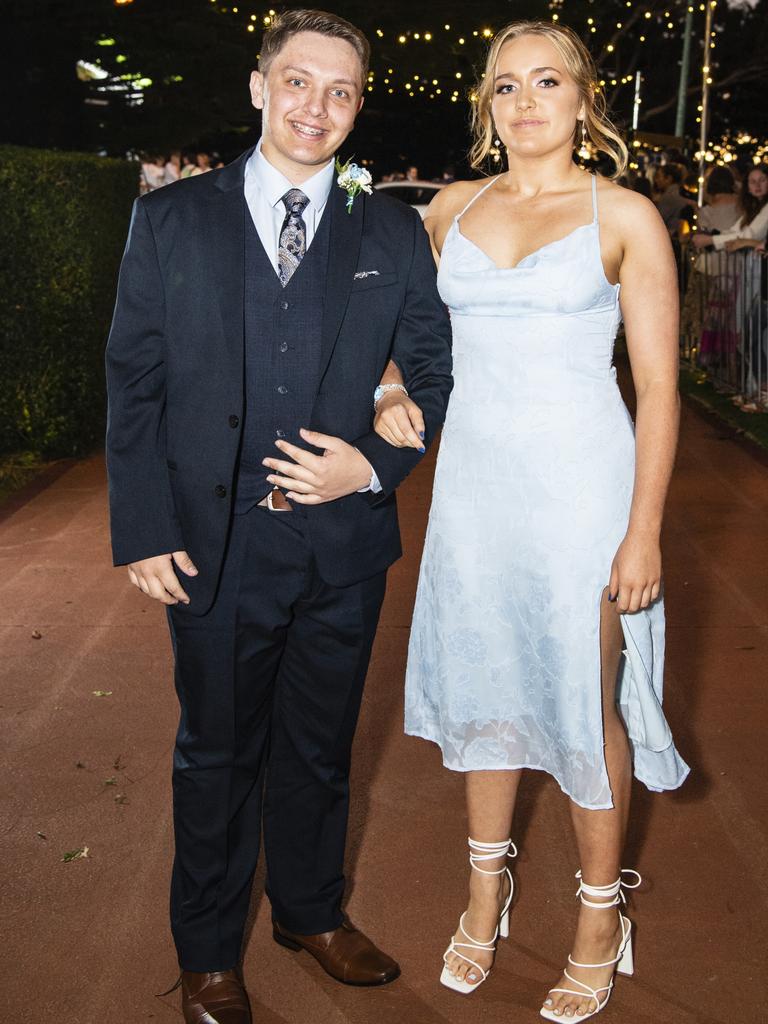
[105,0,763,160]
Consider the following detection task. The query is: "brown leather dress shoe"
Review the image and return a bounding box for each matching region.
[273,918,400,986]
[180,969,252,1024]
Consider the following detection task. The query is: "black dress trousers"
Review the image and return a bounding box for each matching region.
[167,504,387,972]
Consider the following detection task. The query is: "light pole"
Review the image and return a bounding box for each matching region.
[697,0,716,205]
[632,70,643,131]
[675,4,694,138]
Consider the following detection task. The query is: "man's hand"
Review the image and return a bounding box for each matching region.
[262,428,373,505]
[127,550,198,605]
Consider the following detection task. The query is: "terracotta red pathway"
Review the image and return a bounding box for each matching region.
[1,400,766,1024]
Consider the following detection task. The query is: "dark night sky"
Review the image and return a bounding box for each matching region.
[3,0,767,168]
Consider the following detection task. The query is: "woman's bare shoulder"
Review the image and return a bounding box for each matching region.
[596,176,662,227]
[426,177,498,221]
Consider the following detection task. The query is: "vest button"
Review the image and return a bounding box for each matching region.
[277,384,288,395]
[279,341,288,353]
[214,484,227,498]
[276,429,286,439]
[281,300,289,310]
[228,415,240,428]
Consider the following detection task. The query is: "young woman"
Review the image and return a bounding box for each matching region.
[374,21,689,1021]
[694,162,768,254]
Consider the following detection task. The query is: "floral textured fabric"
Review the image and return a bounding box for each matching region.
[278,188,310,287]
[405,175,690,809]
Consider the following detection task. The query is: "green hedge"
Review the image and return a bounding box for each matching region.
[0,145,138,457]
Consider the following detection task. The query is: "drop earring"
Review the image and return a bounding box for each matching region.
[578,120,590,160]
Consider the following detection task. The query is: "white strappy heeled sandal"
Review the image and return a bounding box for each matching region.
[540,869,642,1021]
[440,837,517,994]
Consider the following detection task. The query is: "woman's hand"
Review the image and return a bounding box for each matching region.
[692,233,714,249]
[374,391,426,450]
[608,531,662,614]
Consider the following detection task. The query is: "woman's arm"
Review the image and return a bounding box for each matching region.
[725,237,766,253]
[611,191,681,613]
[374,359,426,449]
[711,204,768,249]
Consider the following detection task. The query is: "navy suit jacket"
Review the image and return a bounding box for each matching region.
[105,148,453,614]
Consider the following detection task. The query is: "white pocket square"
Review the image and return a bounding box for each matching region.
[353,270,380,280]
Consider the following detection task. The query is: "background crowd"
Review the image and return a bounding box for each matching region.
[137,141,768,405]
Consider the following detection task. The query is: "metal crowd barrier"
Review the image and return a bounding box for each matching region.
[680,246,767,408]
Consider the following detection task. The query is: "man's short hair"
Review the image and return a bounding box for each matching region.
[706,166,735,196]
[662,163,684,185]
[258,9,370,90]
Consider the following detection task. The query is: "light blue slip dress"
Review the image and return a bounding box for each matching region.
[404,175,689,809]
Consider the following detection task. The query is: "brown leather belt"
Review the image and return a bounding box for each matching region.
[257,487,293,512]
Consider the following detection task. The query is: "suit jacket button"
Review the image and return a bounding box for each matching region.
[228,415,240,428]
[215,484,227,498]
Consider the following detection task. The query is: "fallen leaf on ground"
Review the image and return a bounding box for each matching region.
[62,846,89,862]
[114,794,128,805]
[104,777,117,786]
[36,831,47,840]
[31,630,42,639]
[92,690,113,697]
[113,756,125,771]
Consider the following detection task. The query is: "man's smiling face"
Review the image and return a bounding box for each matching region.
[250,31,364,183]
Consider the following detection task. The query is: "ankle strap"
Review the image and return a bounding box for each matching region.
[575,868,641,908]
[468,837,517,876]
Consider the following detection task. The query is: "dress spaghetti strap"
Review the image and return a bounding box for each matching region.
[455,177,500,222]
[591,173,599,224]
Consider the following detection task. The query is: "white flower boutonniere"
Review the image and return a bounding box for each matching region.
[335,157,373,214]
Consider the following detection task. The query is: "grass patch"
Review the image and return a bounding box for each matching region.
[679,363,768,451]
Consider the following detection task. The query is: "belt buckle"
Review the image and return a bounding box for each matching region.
[267,488,292,512]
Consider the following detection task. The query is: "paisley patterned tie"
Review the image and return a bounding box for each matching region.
[277,188,310,287]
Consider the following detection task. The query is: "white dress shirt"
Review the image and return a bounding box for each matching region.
[244,139,336,274]
[243,139,381,494]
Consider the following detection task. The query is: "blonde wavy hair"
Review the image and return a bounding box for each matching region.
[469,20,628,178]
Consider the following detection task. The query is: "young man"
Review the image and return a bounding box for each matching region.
[106,9,452,1023]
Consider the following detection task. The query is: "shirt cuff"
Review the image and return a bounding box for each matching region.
[357,468,382,494]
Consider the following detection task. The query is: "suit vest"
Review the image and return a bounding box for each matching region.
[235,197,331,513]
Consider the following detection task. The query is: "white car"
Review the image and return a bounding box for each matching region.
[374,180,445,218]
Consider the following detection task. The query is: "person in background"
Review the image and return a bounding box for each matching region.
[140,153,166,193]
[180,151,197,179]
[164,151,182,185]
[632,176,652,200]
[681,166,739,357]
[660,146,687,169]
[692,164,768,374]
[699,166,740,234]
[405,165,419,181]
[190,151,213,175]
[654,163,693,236]
[694,163,768,254]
